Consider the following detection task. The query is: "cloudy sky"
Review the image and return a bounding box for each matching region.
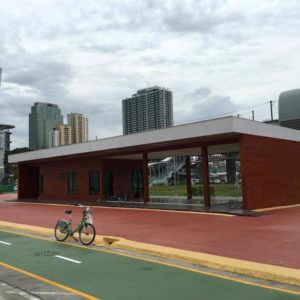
[1,0,300,148]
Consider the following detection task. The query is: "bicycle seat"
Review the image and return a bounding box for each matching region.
[65,210,73,214]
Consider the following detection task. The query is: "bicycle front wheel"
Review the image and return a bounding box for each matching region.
[54,221,69,242]
[79,223,96,245]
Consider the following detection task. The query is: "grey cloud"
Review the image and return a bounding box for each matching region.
[175,87,238,124]
[191,87,211,98]
[192,95,238,119]
[5,57,72,99]
[78,43,124,54]
[0,91,35,148]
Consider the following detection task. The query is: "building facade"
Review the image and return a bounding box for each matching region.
[59,124,72,146]
[29,102,63,150]
[49,129,60,148]
[0,124,14,183]
[10,117,300,210]
[67,113,88,144]
[122,86,173,135]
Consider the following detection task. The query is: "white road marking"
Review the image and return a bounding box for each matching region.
[32,292,74,295]
[6,291,40,300]
[54,255,82,264]
[0,241,11,245]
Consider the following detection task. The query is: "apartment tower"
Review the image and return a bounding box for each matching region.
[122,86,173,135]
[59,124,72,146]
[67,113,88,144]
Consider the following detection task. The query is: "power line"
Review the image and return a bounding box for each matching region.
[175,100,277,125]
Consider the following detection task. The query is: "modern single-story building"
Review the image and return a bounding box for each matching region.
[9,116,300,210]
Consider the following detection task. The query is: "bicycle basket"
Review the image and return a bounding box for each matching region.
[57,219,68,229]
[83,207,93,224]
[84,213,93,224]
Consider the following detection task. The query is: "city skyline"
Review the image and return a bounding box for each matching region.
[1,1,300,148]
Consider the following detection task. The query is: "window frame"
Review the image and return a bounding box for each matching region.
[89,170,100,195]
[67,172,77,194]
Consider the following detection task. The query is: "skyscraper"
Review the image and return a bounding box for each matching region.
[122,86,173,135]
[0,124,14,183]
[29,102,63,150]
[67,113,88,144]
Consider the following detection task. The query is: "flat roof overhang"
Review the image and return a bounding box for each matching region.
[9,116,300,164]
[0,124,15,130]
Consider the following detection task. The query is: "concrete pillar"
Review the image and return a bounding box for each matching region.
[239,136,248,209]
[143,152,149,204]
[201,145,211,207]
[99,159,106,202]
[186,156,192,200]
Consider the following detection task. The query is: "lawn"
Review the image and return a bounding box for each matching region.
[149,183,242,197]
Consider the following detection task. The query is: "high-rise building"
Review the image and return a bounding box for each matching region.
[29,102,63,150]
[67,113,88,144]
[0,124,14,183]
[59,124,72,146]
[122,86,173,135]
[49,128,60,148]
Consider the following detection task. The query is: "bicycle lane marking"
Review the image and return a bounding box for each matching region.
[0,240,11,245]
[54,255,82,264]
[0,230,300,300]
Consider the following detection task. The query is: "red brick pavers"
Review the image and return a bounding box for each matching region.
[0,197,299,269]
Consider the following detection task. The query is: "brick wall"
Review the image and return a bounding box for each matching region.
[240,134,300,209]
[36,157,142,202]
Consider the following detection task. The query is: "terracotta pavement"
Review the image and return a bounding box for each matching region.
[0,193,299,269]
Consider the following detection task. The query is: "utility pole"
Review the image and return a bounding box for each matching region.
[252,110,255,121]
[270,100,273,121]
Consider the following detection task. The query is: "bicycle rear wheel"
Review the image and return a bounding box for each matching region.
[54,221,69,242]
[79,223,96,245]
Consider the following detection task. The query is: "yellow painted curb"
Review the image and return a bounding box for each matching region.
[1,221,300,287]
[255,203,300,212]
[107,239,300,287]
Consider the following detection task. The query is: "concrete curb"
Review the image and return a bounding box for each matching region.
[1,220,300,287]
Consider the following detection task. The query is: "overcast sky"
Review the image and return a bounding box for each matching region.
[1,0,300,148]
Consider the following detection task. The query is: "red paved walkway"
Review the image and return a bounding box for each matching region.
[0,195,299,269]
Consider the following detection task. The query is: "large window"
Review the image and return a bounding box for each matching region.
[89,170,100,195]
[131,170,143,198]
[68,172,77,194]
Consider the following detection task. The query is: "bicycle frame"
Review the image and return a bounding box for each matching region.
[58,214,86,236]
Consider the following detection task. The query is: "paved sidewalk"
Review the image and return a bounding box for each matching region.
[0,196,299,270]
[0,193,17,201]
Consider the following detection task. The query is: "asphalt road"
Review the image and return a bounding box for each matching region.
[0,230,299,300]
